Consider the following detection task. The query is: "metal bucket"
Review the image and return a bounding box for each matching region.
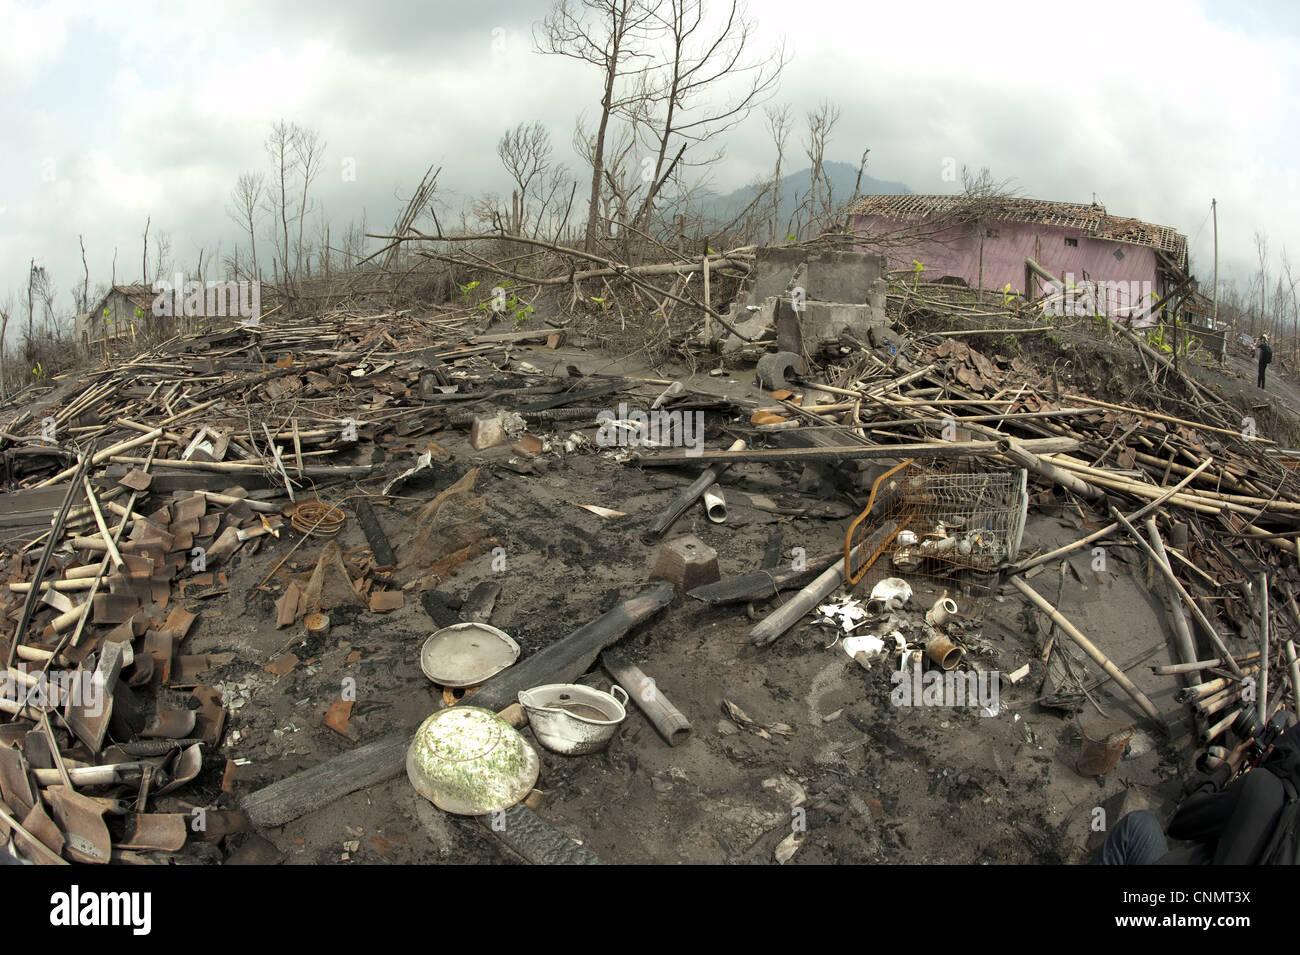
[518,684,629,756]
[1076,719,1133,776]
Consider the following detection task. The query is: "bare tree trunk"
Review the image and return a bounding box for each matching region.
[79,235,89,314]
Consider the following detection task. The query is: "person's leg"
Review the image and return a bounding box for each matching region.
[1091,810,1168,864]
[1211,768,1285,864]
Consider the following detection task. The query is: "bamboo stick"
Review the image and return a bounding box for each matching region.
[33,429,163,489]
[1009,575,1165,727]
[1145,517,1201,688]
[81,475,124,572]
[1110,508,1243,676]
[1013,459,1212,574]
[1062,393,1275,444]
[999,438,1103,500]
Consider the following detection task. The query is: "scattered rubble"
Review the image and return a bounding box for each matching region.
[2,245,1299,867]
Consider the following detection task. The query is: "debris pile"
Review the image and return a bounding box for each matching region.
[2,242,1299,866]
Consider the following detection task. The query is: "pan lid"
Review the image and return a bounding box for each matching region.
[406,707,539,815]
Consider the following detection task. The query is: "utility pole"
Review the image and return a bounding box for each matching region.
[1212,198,1220,361]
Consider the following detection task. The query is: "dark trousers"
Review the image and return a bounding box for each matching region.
[1259,364,1268,388]
[1094,768,1287,865]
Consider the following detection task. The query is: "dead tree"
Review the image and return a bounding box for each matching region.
[625,0,787,241]
[536,0,663,254]
[293,125,327,283]
[800,100,840,238]
[497,122,553,235]
[765,103,792,243]
[265,121,296,291]
[227,171,266,282]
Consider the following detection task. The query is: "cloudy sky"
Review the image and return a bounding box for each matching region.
[2,0,1297,333]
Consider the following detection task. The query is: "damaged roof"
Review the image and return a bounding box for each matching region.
[89,283,159,316]
[845,194,1188,270]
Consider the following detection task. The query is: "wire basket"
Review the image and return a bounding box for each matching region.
[847,463,1027,592]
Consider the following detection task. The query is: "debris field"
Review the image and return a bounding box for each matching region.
[2,251,1299,866]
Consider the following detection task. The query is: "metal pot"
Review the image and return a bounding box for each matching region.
[517,684,629,756]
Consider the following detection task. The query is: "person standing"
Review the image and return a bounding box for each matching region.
[1258,333,1273,389]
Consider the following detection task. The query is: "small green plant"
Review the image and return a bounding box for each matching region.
[590,296,608,312]
[32,362,45,380]
[1145,325,1173,354]
[911,259,925,291]
[512,302,534,327]
[458,280,480,301]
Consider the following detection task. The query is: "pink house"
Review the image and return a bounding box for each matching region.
[845,195,1190,328]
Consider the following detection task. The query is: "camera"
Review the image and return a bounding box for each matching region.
[1231,708,1295,760]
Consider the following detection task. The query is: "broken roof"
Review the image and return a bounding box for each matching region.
[844,194,1188,270]
[89,283,158,317]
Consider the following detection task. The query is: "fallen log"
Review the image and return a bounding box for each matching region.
[470,581,674,711]
[687,551,839,605]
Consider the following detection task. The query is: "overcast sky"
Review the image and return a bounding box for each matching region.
[2,0,1297,332]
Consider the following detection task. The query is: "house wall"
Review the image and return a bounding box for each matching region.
[853,213,1163,318]
[81,290,138,348]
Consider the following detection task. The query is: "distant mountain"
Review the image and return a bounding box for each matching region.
[695,161,913,233]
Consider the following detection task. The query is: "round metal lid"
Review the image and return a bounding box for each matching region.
[406,707,539,815]
[420,623,520,688]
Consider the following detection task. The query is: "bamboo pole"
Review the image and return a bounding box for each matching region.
[81,475,123,572]
[1062,393,1275,445]
[33,428,163,489]
[1110,508,1243,676]
[1145,517,1201,688]
[1152,651,1260,675]
[1259,573,1270,722]
[999,438,1103,500]
[1009,575,1165,727]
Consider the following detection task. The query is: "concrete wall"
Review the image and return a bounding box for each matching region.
[747,247,887,306]
[852,214,1161,310]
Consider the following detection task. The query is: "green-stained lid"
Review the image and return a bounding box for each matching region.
[406,706,539,815]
